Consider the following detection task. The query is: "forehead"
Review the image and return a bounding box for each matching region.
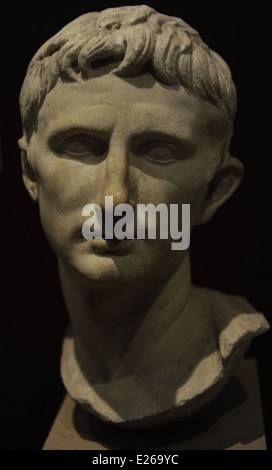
[36,71,222,139]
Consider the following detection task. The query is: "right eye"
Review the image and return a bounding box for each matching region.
[58,135,106,158]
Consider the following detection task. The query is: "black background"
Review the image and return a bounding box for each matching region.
[0,0,271,450]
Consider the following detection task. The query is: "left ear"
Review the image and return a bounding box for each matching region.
[18,135,39,203]
[197,156,244,225]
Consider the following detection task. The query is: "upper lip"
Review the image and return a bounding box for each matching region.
[90,236,133,256]
[102,235,121,244]
[101,231,136,241]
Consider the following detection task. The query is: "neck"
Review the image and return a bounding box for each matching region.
[58,253,192,380]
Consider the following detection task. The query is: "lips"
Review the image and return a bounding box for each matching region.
[102,234,122,247]
[88,235,134,255]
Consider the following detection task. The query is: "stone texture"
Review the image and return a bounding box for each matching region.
[19,5,269,429]
[43,359,266,449]
[60,287,268,428]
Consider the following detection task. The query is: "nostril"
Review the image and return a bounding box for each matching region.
[113,214,126,225]
[101,215,124,242]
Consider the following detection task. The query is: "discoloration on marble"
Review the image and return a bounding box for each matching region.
[19,5,269,428]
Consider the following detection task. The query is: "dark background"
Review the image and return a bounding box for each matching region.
[0,0,271,450]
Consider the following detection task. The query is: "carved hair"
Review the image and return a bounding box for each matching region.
[19,5,237,147]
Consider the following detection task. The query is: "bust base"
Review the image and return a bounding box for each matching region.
[43,358,266,450]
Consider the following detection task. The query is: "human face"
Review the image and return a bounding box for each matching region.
[28,72,222,287]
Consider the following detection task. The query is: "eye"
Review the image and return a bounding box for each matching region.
[136,141,180,164]
[58,135,106,158]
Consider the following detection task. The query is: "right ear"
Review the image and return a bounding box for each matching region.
[18,137,39,203]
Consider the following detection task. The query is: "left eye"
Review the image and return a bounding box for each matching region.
[136,141,179,164]
[58,135,106,158]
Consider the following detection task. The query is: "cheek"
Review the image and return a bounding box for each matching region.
[32,152,101,248]
[35,155,100,215]
[135,161,209,221]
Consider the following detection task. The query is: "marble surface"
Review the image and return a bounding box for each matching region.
[43,359,266,450]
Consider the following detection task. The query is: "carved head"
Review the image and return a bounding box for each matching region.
[18,5,243,286]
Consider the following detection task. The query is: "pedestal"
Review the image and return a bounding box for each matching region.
[43,358,266,450]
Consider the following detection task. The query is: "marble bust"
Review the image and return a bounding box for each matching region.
[18,5,269,428]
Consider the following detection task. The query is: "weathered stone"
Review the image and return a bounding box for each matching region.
[18,5,269,429]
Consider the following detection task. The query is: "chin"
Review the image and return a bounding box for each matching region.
[58,239,177,289]
[66,252,141,288]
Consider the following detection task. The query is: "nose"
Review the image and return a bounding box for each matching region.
[95,142,135,210]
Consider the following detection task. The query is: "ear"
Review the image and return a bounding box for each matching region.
[18,137,39,203]
[197,155,244,225]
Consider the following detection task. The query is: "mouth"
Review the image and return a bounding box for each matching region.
[85,234,135,256]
